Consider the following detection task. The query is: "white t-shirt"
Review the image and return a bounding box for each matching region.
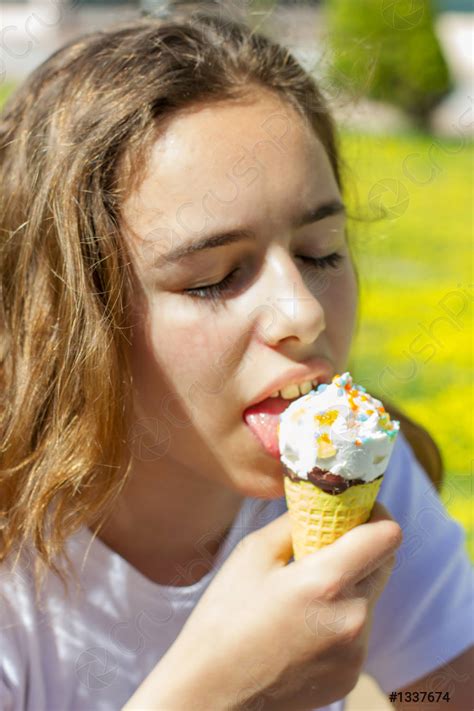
[1,431,473,711]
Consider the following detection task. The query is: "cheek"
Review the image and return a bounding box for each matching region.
[145,302,241,395]
[336,268,358,320]
[128,299,215,398]
[324,266,358,344]
[145,308,251,434]
[148,321,217,382]
[160,325,213,364]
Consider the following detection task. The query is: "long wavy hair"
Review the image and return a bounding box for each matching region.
[0,9,343,599]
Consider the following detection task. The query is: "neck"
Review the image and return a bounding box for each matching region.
[90,459,244,586]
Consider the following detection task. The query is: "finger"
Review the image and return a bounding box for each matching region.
[296,502,403,589]
[367,501,396,524]
[352,553,396,600]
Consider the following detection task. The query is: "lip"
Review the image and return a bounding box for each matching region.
[244,356,334,411]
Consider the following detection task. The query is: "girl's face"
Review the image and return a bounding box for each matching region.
[121,89,358,500]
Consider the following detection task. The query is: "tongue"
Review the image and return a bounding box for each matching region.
[243,397,295,459]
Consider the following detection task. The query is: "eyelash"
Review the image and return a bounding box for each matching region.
[183,252,344,304]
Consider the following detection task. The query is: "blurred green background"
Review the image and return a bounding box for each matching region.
[343,129,473,560]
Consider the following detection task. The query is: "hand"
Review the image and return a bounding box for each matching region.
[123,501,402,711]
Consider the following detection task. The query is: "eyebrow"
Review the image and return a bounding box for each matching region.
[152,199,345,269]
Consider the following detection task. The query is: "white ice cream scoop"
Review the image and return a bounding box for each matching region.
[278,372,400,483]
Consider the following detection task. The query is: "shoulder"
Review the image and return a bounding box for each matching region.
[0,529,94,660]
[364,435,474,691]
[377,430,443,520]
[0,551,39,706]
[1,548,37,628]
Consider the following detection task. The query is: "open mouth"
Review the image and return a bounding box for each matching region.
[243,394,305,460]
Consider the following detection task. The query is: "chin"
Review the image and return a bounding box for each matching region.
[231,467,286,501]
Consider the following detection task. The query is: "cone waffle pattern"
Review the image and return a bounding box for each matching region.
[284,475,383,559]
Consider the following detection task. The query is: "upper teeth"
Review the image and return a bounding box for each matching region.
[270,379,319,399]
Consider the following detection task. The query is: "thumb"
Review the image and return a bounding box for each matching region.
[250,510,294,567]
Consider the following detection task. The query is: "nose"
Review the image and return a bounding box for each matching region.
[254,247,326,346]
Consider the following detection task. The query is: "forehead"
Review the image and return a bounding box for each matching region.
[121,89,339,239]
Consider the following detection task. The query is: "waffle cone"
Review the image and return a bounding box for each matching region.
[284,475,383,560]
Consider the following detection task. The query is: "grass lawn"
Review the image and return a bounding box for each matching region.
[341,130,473,560]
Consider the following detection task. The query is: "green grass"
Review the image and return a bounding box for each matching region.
[341,131,473,560]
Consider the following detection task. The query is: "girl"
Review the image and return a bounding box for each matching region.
[0,9,472,711]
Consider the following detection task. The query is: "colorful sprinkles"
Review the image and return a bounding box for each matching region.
[314,409,338,427]
[280,372,399,464]
[308,372,400,458]
[316,433,337,459]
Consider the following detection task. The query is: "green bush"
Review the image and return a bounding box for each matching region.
[326,0,453,128]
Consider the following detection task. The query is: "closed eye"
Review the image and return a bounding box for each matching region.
[183,251,344,305]
[296,252,344,270]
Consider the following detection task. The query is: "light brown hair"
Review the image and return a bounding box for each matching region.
[0,9,343,599]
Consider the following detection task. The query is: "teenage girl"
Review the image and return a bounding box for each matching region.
[1,11,472,711]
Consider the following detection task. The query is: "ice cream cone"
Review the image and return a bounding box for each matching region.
[284,475,383,559]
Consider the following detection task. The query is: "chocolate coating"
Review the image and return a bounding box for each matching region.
[282,464,383,495]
